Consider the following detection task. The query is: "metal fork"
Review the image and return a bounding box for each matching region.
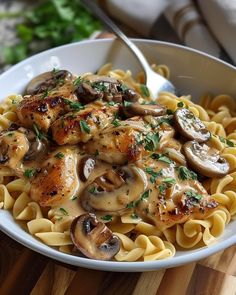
[81,0,176,98]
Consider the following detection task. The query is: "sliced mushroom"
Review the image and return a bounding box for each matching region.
[70,213,120,260]
[183,141,229,177]
[81,165,147,212]
[122,102,166,117]
[79,156,96,181]
[174,108,210,143]
[17,128,47,161]
[74,75,140,104]
[26,70,72,95]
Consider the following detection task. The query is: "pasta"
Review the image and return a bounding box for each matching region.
[0,63,236,262]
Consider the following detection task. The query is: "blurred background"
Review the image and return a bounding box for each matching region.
[0,0,235,73]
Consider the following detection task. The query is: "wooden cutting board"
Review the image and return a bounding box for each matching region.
[0,231,235,295]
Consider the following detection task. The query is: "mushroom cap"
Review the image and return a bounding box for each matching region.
[183,141,230,178]
[78,156,96,181]
[26,70,72,95]
[80,165,147,212]
[70,213,120,260]
[174,108,210,143]
[122,102,166,117]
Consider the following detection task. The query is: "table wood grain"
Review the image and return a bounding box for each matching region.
[0,231,236,295]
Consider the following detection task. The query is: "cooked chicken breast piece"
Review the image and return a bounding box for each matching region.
[0,130,29,170]
[83,126,143,165]
[17,83,77,132]
[30,147,79,207]
[51,105,118,145]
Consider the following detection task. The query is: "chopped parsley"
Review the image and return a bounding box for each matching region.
[219,136,234,147]
[64,99,84,111]
[92,81,107,92]
[112,118,120,127]
[162,177,176,185]
[126,201,136,209]
[59,208,69,216]
[101,215,113,221]
[107,101,116,106]
[151,153,173,164]
[94,149,99,157]
[51,68,60,74]
[33,123,44,140]
[54,152,64,159]
[73,76,82,86]
[185,190,203,201]
[144,133,161,151]
[177,101,184,107]
[70,195,78,201]
[41,89,49,99]
[141,189,152,200]
[80,120,90,134]
[140,84,150,97]
[88,186,98,194]
[7,132,14,137]
[177,166,198,181]
[156,116,173,126]
[145,167,163,183]
[167,109,174,115]
[131,213,139,219]
[24,169,36,178]
[123,100,132,107]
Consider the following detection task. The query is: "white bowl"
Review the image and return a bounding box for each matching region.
[0,39,236,272]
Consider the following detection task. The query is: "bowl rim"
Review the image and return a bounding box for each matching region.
[0,38,236,272]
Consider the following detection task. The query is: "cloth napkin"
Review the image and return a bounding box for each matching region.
[99,0,236,65]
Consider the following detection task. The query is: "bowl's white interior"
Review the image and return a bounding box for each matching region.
[0,39,236,272]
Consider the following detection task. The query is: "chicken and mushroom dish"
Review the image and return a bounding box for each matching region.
[0,64,235,262]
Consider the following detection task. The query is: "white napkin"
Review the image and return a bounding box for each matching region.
[99,0,236,65]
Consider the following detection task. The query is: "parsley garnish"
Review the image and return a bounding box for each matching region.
[59,208,69,216]
[88,186,98,194]
[177,101,184,107]
[94,149,99,157]
[144,133,160,151]
[92,82,107,92]
[145,167,163,183]
[73,76,82,86]
[219,136,234,147]
[41,89,49,99]
[24,169,36,178]
[123,100,132,107]
[163,177,176,185]
[185,190,203,201]
[33,123,44,140]
[141,189,151,200]
[177,166,198,181]
[151,153,173,164]
[64,99,84,111]
[70,195,78,201]
[140,84,150,97]
[131,213,139,219]
[112,118,120,127]
[167,109,174,115]
[7,132,14,137]
[101,215,113,221]
[55,152,64,159]
[80,120,90,134]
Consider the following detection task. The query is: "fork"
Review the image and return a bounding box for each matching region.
[81,0,176,98]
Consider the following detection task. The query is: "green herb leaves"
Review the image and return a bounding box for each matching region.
[177,166,198,181]
[101,215,113,221]
[185,190,203,201]
[151,153,173,164]
[140,84,150,97]
[54,152,64,159]
[80,120,90,134]
[219,136,234,147]
[145,168,163,183]
[24,169,37,178]
[144,133,161,151]
[63,99,84,111]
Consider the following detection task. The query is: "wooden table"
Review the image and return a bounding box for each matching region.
[1,6,236,294]
[1,230,236,295]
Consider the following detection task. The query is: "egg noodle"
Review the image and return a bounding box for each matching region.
[0,63,236,262]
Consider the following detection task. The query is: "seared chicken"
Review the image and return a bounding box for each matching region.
[0,130,29,170]
[84,127,143,165]
[30,147,79,207]
[17,82,77,132]
[51,105,118,145]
